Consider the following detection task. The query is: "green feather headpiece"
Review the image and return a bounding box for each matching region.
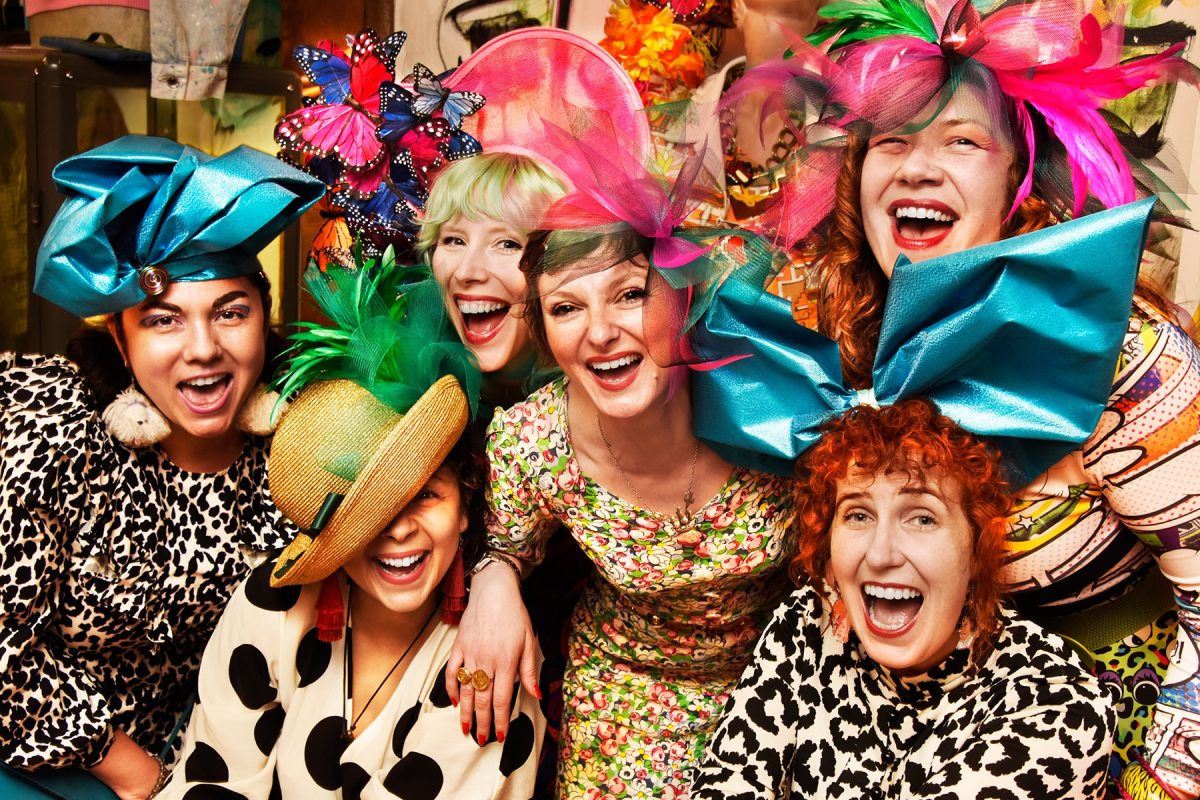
[272,246,480,422]
[808,0,939,46]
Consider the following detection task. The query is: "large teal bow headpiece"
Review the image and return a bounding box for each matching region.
[691,198,1153,485]
[35,135,326,318]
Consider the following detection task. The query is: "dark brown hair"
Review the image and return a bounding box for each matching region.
[67,271,280,411]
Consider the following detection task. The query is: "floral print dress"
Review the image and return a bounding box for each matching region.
[485,380,797,799]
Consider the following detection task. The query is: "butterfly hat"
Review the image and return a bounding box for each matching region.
[276,27,652,266]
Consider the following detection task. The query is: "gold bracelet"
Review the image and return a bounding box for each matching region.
[469,552,524,582]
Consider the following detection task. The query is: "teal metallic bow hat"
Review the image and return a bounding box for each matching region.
[35,135,326,318]
[690,198,1153,485]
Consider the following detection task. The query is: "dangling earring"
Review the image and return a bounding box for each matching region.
[831,595,850,644]
[956,617,974,651]
[236,384,286,435]
[441,540,467,624]
[103,365,170,447]
[316,574,345,643]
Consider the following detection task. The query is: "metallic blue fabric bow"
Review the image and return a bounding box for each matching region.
[35,135,326,318]
[691,198,1153,485]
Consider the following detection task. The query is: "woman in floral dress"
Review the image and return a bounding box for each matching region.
[449,226,797,798]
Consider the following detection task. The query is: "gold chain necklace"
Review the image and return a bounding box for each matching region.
[342,585,438,741]
[595,412,699,529]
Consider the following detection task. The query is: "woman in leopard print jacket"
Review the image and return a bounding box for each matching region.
[0,136,322,799]
[691,400,1114,799]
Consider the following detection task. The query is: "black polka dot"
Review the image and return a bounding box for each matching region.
[340,761,370,800]
[183,785,246,799]
[254,705,286,755]
[382,752,443,800]
[229,645,277,709]
[296,627,332,688]
[391,702,422,757]
[305,716,350,790]
[268,770,281,800]
[499,712,536,776]
[244,559,301,611]
[427,661,452,708]
[184,741,229,782]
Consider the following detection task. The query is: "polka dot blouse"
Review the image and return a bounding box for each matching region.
[160,562,545,799]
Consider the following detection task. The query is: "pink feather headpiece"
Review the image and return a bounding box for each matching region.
[728,0,1197,249]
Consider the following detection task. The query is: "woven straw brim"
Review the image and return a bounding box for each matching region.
[269,375,468,587]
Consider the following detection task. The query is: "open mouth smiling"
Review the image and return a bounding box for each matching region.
[587,353,643,389]
[455,296,510,343]
[890,202,958,249]
[863,583,924,635]
[178,374,232,410]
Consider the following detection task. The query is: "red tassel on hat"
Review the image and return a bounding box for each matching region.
[316,575,345,642]
[441,547,466,624]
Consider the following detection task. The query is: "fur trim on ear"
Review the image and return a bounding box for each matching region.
[237,384,286,435]
[103,386,171,447]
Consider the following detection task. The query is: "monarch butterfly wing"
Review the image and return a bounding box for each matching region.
[309,214,355,272]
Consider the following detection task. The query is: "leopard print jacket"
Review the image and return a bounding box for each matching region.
[691,585,1115,799]
[0,353,296,769]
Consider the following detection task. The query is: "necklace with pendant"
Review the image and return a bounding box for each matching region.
[596,412,699,530]
[341,585,438,742]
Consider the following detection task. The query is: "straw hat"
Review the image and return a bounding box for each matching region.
[268,374,468,587]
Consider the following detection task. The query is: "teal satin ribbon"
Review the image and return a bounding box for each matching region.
[35,135,325,318]
[691,198,1153,484]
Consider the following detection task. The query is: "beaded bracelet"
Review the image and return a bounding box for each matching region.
[146,756,173,799]
[469,551,524,583]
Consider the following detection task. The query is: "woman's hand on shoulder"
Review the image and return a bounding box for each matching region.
[446,558,539,746]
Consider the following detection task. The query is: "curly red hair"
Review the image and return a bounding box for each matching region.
[791,398,1012,666]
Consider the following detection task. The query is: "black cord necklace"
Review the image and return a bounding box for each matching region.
[341,585,439,741]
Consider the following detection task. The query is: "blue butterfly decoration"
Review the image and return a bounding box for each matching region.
[333,153,426,239]
[378,30,408,73]
[390,150,428,208]
[377,81,421,143]
[293,45,351,104]
[443,129,482,161]
[410,63,485,130]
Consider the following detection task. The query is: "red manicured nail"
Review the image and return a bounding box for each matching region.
[497,731,505,743]
[534,686,543,700]
[462,722,470,736]
[477,734,487,747]
[451,698,458,707]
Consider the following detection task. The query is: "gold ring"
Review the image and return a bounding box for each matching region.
[456,667,472,685]
[471,669,491,691]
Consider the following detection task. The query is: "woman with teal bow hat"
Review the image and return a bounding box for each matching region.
[681,190,1151,797]
[710,0,1200,793]
[0,135,323,799]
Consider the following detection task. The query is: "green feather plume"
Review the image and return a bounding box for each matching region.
[271,245,480,421]
[808,0,939,47]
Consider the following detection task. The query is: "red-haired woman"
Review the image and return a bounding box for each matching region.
[718,1,1200,792]
[691,399,1114,798]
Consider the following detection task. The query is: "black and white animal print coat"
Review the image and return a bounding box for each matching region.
[691,584,1115,799]
[0,354,296,769]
